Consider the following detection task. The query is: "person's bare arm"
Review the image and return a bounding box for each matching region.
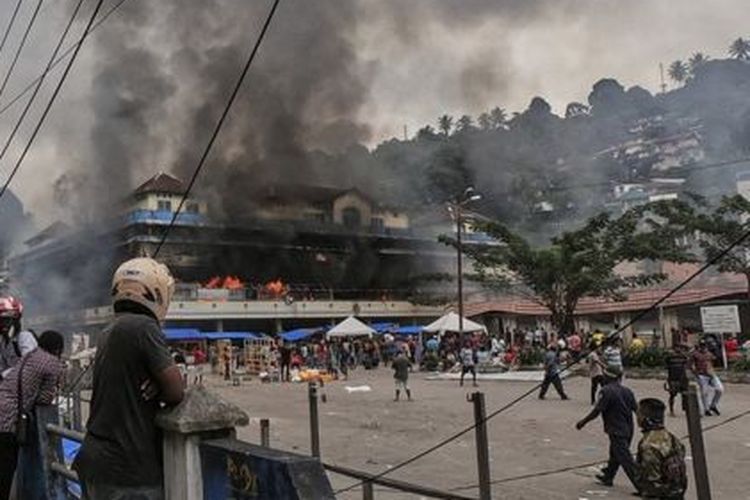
[154,365,184,405]
[576,408,600,430]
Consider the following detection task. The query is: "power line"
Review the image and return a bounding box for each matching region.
[0,0,24,57]
[0,0,86,165]
[0,0,105,201]
[153,0,282,257]
[0,0,130,118]
[0,0,44,100]
[334,200,750,494]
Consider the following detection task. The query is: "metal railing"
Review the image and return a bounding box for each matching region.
[46,423,83,483]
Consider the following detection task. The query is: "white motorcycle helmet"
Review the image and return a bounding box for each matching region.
[111,258,175,321]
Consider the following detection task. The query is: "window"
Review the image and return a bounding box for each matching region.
[371,217,384,232]
[342,207,361,228]
[186,203,200,214]
[157,200,172,212]
[305,212,326,223]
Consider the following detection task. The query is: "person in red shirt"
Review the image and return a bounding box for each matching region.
[192,346,206,365]
[567,332,582,361]
[690,340,723,416]
[725,335,740,361]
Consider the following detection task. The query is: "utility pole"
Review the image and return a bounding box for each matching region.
[456,202,464,337]
[659,63,667,94]
[685,384,712,500]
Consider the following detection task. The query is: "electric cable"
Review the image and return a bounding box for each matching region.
[152,0,282,257]
[0,0,86,164]
[0,0,23,57]
[0,0,43,100]
[0,0,129,117]
[0,0,104,201]
[333,208,750,495]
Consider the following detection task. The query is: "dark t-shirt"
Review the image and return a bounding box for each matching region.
[665,352,688,382]
[392,356,410,381]
[595,382,637,438]
[73,313,174,486]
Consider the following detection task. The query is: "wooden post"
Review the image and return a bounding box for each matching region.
[309,382,321,458]
[260,418,270,448]
[469,392,492,500]
[685,384,712,500]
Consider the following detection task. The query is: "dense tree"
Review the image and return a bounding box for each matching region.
[437,114,453,137]
[668,60,689,84]
[729,38,750,60]
[455,114,475,133]
[444,207,692,333]
[652,195,750,301]
[477,112,492,130]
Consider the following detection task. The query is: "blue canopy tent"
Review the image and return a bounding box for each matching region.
[203,332,263,341]
[370,322,398,334]
[279,328,321,342]
[163,328,203,341]
[397,326,424,336]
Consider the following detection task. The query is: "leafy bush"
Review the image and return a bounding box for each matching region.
[624,347,668,368]
[730,357,750,372]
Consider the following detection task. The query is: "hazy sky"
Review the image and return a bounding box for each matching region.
[0,0,747,225]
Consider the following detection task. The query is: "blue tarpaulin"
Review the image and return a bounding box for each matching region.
[163,328,203,341]
[279,328,321,342]
[370,322,398,333]
[397,326,424,336]
[203,332,262,341]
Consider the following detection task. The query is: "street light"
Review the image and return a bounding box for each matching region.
[447,187,482,339]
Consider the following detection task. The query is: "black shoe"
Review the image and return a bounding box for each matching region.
[710,406,721,416]
[704,411,712,417]
[538,396,545,400]
[561,395,570,400]
[595,474,613,487]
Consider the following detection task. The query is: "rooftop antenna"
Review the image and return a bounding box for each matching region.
[659,63,667,94]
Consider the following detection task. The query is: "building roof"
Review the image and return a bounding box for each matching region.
[133,172,186,196]
[465,284,749,318]
[24,221,71,247]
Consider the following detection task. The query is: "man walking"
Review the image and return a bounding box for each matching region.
[690,339,723,416]
[73,258,185,499]
[665,344,689,416]
[0,331,64,500]
[392,350,412,401]
[539,344,569,400]
[587,343,605,405]
[459,341,477,387]
[575,366,639,491]
[635,398,687,499]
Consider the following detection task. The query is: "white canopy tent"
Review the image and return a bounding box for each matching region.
[326,316,376,339]
[423,312,486,335]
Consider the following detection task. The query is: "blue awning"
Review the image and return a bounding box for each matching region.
[163,328,203,341]
[370,322,398,333]
[279,328,321,342]
[203,332,262,341]
[397,326,424,336]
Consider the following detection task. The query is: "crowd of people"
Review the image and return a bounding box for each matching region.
[0,255,743,499]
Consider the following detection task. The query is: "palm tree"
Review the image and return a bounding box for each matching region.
[729,37,750,60]
[477,112,492,130]
[565,102,589,119]
[489,107,507,129]
[668,60,689,85]
[437,114,453,137]
[455,114,474,133]
[688,52,709,75]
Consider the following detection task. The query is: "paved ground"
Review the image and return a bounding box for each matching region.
[206,369,750,500]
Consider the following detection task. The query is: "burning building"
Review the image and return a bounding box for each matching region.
[10,173,453,327]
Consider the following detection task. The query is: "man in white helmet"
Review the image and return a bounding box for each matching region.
[73,258,184,499]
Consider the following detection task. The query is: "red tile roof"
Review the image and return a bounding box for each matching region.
[465,284,748,318]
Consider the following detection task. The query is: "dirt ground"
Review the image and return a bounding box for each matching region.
[206,368,750,500]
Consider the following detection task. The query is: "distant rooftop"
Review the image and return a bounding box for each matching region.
[133,172,186,196]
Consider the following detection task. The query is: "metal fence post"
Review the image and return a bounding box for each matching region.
[309,382,321,458]
[362,481,374,500]
[72,390,83,431]
[260,418,270,448]
[685,384,711,500]
[469,392,492,500]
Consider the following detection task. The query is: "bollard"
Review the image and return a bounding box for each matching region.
[260,418,270,448]
[468,392,492,500]
[156,386,249,500]
[308,382,321,458]
[685,384,711,500]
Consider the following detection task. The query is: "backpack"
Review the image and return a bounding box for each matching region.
[661,433,688,494]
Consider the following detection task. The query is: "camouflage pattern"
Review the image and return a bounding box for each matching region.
[636,429,687,499]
